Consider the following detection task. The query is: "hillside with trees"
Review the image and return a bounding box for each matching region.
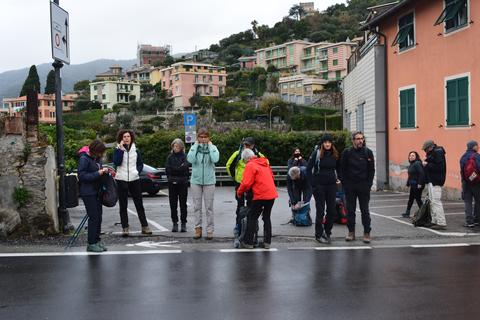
[209,0,392,66]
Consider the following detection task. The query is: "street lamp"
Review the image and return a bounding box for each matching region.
[269,105,280,130]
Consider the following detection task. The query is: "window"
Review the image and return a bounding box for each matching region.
[333,59,338,66]
[332,47,338,54]
[446,76,469,126]
[219,76,223,82]
[322,72,328,80]
[93,85,97,90]
[336,71,342,79]
[282,94,288,101]
[296,82,302,88]
[399,88,415,128]
[392,12,415,50]
[290,83,295,88]
[175,74,179,81]
[346,112,352,130]
[288,45,294,55]
[102,94,106,100]
[282,83,288,89]
[356,103,365,132]
[94,95,98,100]
[435,0,468,32]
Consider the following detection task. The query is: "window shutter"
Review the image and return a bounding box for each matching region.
[400,90,407,127]
[407,89,415,127]
[446,79,458,125]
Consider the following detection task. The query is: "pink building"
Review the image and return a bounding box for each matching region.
[161,62,227,110]
[255,40,313,72]
[300,42,357,80]
[2,94,75,124]
[238,56,257,70]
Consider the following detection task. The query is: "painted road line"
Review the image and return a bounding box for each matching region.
[127,208,169,232]
[370,203,464,209]
[220,248,278,253]
[369,211,477,237]
[314,246,372,250]
[444,212,465,215]
[0,250,182,258]
[410,243,470,248]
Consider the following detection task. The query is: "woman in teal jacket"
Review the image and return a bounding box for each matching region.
[187,127,220,240]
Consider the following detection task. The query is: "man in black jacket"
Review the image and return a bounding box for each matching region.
[422,140,447,230]
[340,131,375,243]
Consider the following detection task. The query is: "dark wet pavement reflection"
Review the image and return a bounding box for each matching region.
[1,247,480,319]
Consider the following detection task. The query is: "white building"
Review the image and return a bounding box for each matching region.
[342,34,387,190]
[89,81,141,110]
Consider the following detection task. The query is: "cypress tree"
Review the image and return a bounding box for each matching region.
[44,70,56,94]
[19,65,41,97]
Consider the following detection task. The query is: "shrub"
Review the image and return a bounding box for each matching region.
[12,187,31,209]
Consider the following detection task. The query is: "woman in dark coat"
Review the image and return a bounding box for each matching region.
[287,148,308,169]
[77,139,108,252]
[402,151,425,218]
[165,138,189,232]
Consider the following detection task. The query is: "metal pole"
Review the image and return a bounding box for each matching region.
[53,59,70,232]
[269,105,279,130]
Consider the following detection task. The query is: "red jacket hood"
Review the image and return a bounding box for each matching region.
[251,157,269,167]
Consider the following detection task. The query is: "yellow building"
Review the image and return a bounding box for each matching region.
[149,67,162,86]
[89,81,141,110]
[279,74,327,105]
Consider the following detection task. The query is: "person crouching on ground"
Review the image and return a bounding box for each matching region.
[237,149,278,249]
[113,129,152,237]
[77,139,108,252]
[187,128,220,240]
[402,151,425,218]
[165,138,189,232]
[287,166,312,221]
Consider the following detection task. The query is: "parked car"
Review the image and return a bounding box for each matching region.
[104,163,168,196]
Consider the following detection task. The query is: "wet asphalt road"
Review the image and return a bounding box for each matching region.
[1,246,480,320]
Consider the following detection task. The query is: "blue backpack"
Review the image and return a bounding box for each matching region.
[292,203,312,226]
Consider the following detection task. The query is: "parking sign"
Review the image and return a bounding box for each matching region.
[184,113,196,144]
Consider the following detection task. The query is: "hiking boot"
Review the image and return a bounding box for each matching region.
[206,232,214,240]
[363,233,371,244]
[98,241,108,251]
[464,223,475,228]
[401,208,411,218]
[241,242,254,249]
[180,223,187,232]
[316,233,331,244]
[430,224,447,230]
[193,227,202,239]
[172,223,178,233]
[345,232,355,242]
[142,226,153,235]
[262,242,271,249]
[86,243,103,253]
[122,227,129,237]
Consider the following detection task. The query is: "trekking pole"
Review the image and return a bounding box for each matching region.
[65,214,88,250]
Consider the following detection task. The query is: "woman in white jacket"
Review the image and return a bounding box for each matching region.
[113,130,152,237]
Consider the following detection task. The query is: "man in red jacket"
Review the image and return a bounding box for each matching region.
[237,148,278,249]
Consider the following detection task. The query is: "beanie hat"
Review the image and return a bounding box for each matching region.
[422,140,435,151]
[321,133,334,144]
[467,140,478,151]
[243,137,255,146]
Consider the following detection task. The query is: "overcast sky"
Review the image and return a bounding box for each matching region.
[0,0,346,73]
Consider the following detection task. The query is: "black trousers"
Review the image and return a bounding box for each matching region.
[82,195,102,245]
[313,184,337,237]
[235,183,253,225]
[344,182,371,233]
[117,179,148,228]
[245,199,275,245]
[168,182,188,224]
[407,186,424,211]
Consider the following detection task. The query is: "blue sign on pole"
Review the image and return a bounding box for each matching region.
[184,113,196,127]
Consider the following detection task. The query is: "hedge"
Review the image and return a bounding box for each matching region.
[136,129,351,168]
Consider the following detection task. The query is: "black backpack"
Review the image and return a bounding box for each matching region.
[412,198,432,227]
[99,173,118,207]
[65,174,79,208]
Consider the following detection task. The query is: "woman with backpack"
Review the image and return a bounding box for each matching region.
[77,139,108,252]
[402,151,425,218]
[165,138,189,233]
[187,128,220,240]
[306,133,341,244]
[113,129,152,237]
[287,148,307,169]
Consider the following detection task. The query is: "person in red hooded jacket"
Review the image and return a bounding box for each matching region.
[237,148,278,249]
